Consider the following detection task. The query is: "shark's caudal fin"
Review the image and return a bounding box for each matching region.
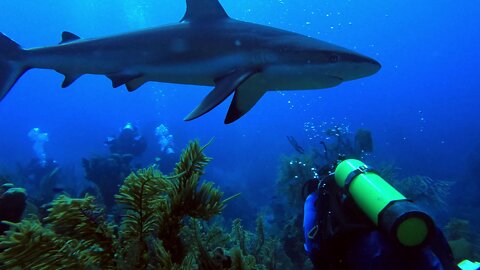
[181,0,230,22]
[0,33,28,101]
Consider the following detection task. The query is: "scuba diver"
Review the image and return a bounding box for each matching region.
[81,122,146,210]
[25,127,62,203]
[105,122,147,157]
[28,127,49,167]
[285,128,477,269]
[302,157,477,270]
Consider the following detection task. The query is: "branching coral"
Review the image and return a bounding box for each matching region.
[180,216,288,270]
[181,219,229,269]
[230,217,284,269]
[170,140,228,220]
[230,247,257,270]
[45,194,117,268]
[114,167,169,267]
[0,218,89,269]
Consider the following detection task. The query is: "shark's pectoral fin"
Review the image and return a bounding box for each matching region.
[184,68,259,121]
[126,77,147,92]
[107,73,142,88]
[56,70,82,88]
[61,73,82,88]
[60,31,81,44]
[225,85,266,124]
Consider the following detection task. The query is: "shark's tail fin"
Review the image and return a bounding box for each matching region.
[0,33,28,101]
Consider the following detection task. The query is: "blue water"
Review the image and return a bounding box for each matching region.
[0,0,478,226]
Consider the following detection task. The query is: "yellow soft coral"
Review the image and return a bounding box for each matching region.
[0,218,88,269]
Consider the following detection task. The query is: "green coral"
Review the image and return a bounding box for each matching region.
[45,195,117,268]
[229,217,285,269]
[0,218,89,269]
[114,167,169,268]
[180,216,288,270]
[0,140,234,270]
[230,247,257,270]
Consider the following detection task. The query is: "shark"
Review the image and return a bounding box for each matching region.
[0,0,380,124]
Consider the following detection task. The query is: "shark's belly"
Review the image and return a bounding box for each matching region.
[143,53,253,86]
[261,65,343,90]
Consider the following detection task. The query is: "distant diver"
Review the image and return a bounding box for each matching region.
[28,128,49,167]
[105,123,147,157]
[0,0,380,123]
[83,123,146,210]
[25,127,61,204]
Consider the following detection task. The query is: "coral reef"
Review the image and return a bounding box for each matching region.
[182,216,291,270]
[11,158,70,209]
[82,153,134,210]
[276,152,319,211]
[0,183,27,235]
[445,218,480,262]
[274,149,323,268]
[376,162,400,182]
[390,175,452,210]
[0,141,236,269]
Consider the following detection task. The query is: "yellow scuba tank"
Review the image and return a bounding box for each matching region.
[458,259,480,270]
[334,159,435,248]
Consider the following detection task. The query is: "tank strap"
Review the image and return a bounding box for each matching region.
[343,165,377,195]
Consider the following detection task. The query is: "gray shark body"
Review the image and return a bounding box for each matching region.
[0,0,380,123]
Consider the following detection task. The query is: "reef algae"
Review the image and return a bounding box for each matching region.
[0,141,238,269]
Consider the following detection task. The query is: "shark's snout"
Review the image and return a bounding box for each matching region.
[332,53,381,81]
[361,56,381,77]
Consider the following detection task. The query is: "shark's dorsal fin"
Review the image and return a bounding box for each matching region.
[180,0,229,23]
[60,31,81,44]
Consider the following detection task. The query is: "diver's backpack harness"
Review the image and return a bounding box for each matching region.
[306,173,374,270]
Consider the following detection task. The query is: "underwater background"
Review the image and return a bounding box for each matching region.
[0,0,479,268]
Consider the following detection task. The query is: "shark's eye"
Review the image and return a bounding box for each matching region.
[329,55,339,63]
